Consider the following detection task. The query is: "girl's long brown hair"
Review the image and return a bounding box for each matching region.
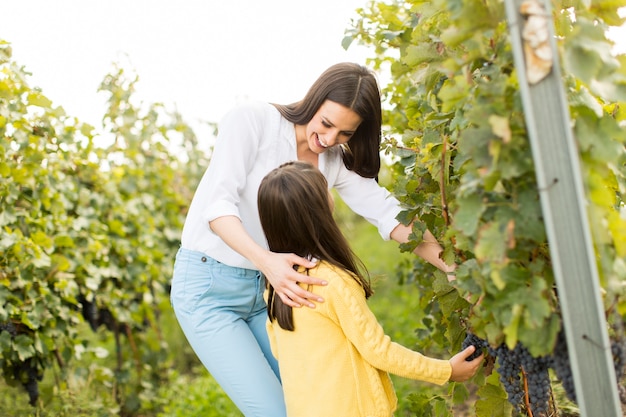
[258,161,373,331]
[272,63,382,179]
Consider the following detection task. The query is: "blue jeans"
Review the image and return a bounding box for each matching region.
[170,248,286,417]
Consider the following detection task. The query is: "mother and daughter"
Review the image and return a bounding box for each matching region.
[170,62,482,416]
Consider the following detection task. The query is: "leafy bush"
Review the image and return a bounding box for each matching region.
[345,0,626,415]
[0,40,209,414]
[157,370,242,417]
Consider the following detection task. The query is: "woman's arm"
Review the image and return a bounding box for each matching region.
[209,216,327,308]
[390,224,457,280]
[329,162,456,277]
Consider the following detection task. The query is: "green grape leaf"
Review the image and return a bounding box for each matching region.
[452,193,484,236]
[26,92,53,108]
[13,334,36,361]
[475,221,507,264]
[475,376,512,417]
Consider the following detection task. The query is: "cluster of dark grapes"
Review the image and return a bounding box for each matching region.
[78,294,118,332]
[1,323,43,406]
[462,332,491,360]
[546,330,576,402]
[517,345,551,415]
[78,293,147,336]
[548,329,626,404]
[13,357,43,406]
[0,321,18,337]
[79,293,98,331]
[495,343,530,412]
[463,333,550,415]
[612,339,626,382]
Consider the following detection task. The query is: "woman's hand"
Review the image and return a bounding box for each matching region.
[259,252,327,308]
[448,346,483,382]
[209,216,327,308]
[390,225,456,274]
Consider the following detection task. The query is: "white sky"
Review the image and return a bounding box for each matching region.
[2,0,372,133]
[2,1,625,139]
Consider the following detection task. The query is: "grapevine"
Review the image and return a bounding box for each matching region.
[348,0,626,414]
[0,43,209,411]
[0,0,623,412]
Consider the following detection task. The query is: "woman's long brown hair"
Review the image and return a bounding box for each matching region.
[272,63,382,179]
[258,161,373,331]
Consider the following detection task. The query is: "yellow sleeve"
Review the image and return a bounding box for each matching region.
[326,269,452,385]
[266,319,279,360]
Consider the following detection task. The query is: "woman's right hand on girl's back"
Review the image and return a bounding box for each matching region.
[260,252,327,308]
[209,216,327,308]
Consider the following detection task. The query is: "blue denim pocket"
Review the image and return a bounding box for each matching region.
[171,248,215,312]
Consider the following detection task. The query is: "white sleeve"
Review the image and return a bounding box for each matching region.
[334,167,402,240]
[201,103,265,224]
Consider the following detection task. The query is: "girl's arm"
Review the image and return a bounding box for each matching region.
[329,272,481,383]
[209,216,327,308]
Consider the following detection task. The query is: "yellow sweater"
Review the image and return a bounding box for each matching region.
[266,261,452,417]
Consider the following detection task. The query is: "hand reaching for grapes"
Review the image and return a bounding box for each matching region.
[449,346,484,382]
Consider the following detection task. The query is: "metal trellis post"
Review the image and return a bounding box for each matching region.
[502,0,622,415]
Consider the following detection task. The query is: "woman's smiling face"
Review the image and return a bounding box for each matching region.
[305,100,362,154]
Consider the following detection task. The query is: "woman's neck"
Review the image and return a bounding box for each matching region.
[295,124,318,167]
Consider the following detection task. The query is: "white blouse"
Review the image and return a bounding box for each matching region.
[181,101,402,270]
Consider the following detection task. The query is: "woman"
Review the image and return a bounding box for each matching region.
[170,62,456,416]
[259,161,481,417]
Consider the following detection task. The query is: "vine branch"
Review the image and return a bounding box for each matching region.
[440,135,450,226]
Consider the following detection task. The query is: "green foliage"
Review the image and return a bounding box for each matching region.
[156,370,243,417]
[2,0,625,414]
[0,39,209,414]
[0,356,119,417]
[346,0,626,415]
[474,372,513,417]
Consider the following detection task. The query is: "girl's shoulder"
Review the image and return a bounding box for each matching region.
[309,261,362,289]
[309,260,345,275]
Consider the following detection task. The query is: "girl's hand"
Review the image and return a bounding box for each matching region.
[260,252,327,308]
[448,346,483,382]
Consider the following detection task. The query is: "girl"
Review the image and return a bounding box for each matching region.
[170,62,456,416]
[258,161,482,417]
